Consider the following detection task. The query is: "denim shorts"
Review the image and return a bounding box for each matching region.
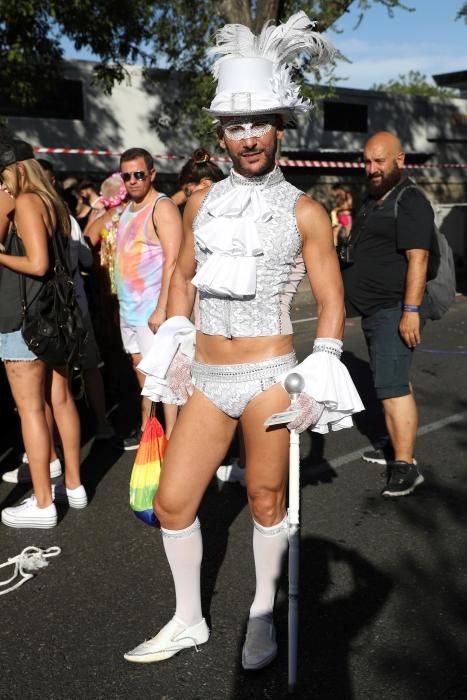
[0,329,38,362]
[361,302,427,400]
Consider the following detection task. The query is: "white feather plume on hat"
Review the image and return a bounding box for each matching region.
[205,11,335,120]
[209,12,335,77]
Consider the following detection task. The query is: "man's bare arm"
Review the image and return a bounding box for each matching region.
[148,198,183,332]
[399,248,429,348]
[166,189,205,319]
[297,195,345,340]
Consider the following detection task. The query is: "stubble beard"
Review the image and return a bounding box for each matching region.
[227,141,277,178]
[368,163,402,198]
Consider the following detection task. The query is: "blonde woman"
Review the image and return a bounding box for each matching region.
[0,140,86,529]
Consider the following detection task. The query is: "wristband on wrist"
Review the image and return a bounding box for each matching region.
[313,337,343,359]
[402,304,420,312]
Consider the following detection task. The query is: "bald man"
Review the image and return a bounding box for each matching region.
[342,131,435,497]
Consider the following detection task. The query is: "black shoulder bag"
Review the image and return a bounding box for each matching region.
[20,228,88,369]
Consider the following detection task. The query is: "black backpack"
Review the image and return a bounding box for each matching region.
[395,185,456,321]
[20,228,88,369]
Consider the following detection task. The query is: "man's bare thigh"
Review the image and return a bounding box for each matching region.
[156,388,237,523]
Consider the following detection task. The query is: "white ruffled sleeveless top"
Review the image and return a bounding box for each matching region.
[192,167,305,338]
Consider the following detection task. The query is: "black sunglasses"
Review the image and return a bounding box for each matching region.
[120,170,148,182]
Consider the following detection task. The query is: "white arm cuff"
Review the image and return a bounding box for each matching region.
[280,351,364,434]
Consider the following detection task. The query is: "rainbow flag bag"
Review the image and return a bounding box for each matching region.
[129,404,167,527]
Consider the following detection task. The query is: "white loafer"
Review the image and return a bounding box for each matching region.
[124,617,210,663]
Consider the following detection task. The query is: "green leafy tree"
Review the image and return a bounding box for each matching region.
[371,70,458,98]
[0,0,424,141]
[458,2,467,21]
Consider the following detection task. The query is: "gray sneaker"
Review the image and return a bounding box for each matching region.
[381,461,424,498]
[362,446,394,465]
[242,617,277,670]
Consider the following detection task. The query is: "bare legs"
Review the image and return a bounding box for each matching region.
[240,384,290,526]
[153,383,291,636]
[382,388,418,463]
[4,360,51,507]
[44,400,60,463]
[131,351,151,431]
[47,368,82,489]
[154,389,238,528]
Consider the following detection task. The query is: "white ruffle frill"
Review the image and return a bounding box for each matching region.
[192,180,271,298]
[138,316,196,405]
[280,352,365,434]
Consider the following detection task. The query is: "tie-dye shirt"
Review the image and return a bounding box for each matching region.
[115,196,167,326]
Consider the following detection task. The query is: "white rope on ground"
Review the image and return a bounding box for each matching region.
[0,546,61,595]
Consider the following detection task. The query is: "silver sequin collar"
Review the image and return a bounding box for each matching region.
[230,166,284,188]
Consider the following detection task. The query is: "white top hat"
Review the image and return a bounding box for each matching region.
[205,12,335,122]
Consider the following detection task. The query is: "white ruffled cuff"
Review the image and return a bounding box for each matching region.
[138,316,196,405]
[141,375,182,405]
[279,352,364,434]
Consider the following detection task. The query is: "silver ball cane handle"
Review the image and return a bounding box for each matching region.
[284,372,305,403]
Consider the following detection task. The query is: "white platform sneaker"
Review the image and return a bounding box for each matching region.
[52,483,88,509]
[1,495,57,529]
[2,456,62,484]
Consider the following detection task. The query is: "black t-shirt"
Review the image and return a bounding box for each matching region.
[342,178,434,317]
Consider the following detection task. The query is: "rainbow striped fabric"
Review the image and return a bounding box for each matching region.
[129,415,167,527]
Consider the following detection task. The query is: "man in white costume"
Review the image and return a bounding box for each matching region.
[125,12,364,670]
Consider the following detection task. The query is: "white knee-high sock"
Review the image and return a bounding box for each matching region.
[161,517,203,627]
[249,515,289,620]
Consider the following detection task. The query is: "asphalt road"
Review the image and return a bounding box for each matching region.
[0,297,466,700]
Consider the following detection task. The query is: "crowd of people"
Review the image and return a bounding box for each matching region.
[0,9,440,675]
[0,140,227,519]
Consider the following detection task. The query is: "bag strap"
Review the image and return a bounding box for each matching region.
[394,183,426,218]
[19,205,69,318]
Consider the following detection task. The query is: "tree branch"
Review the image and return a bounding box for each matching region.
[219,0,253,26]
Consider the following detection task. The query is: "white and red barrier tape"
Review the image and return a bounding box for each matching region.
[33,147,467,169]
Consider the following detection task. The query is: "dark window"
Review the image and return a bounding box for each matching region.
[0,79,84,120]
[323,101,368,133]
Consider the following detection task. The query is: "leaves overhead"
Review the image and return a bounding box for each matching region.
[458,2,467,21]
[2,0,455,143]
[371,70,459,98]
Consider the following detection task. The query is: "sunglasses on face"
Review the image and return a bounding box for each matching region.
[120,171,149,182]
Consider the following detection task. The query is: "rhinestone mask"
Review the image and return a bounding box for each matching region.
[222,118,275,141]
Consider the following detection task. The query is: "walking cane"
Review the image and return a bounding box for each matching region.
[284,372,305,695]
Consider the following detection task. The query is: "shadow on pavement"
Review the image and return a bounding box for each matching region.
[369,458,467,698]
[342,350,387,445]
[229,536,393,700]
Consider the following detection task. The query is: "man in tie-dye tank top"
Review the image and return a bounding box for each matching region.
[116,148,182,448]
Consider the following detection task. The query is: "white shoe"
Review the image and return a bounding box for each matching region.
[1,496,57,529]
[52,483,88,509]
[216,458,245,486]
[2,457,62,484]
[124,617,210,663]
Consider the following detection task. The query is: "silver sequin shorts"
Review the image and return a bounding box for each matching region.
[191,351,297,418]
